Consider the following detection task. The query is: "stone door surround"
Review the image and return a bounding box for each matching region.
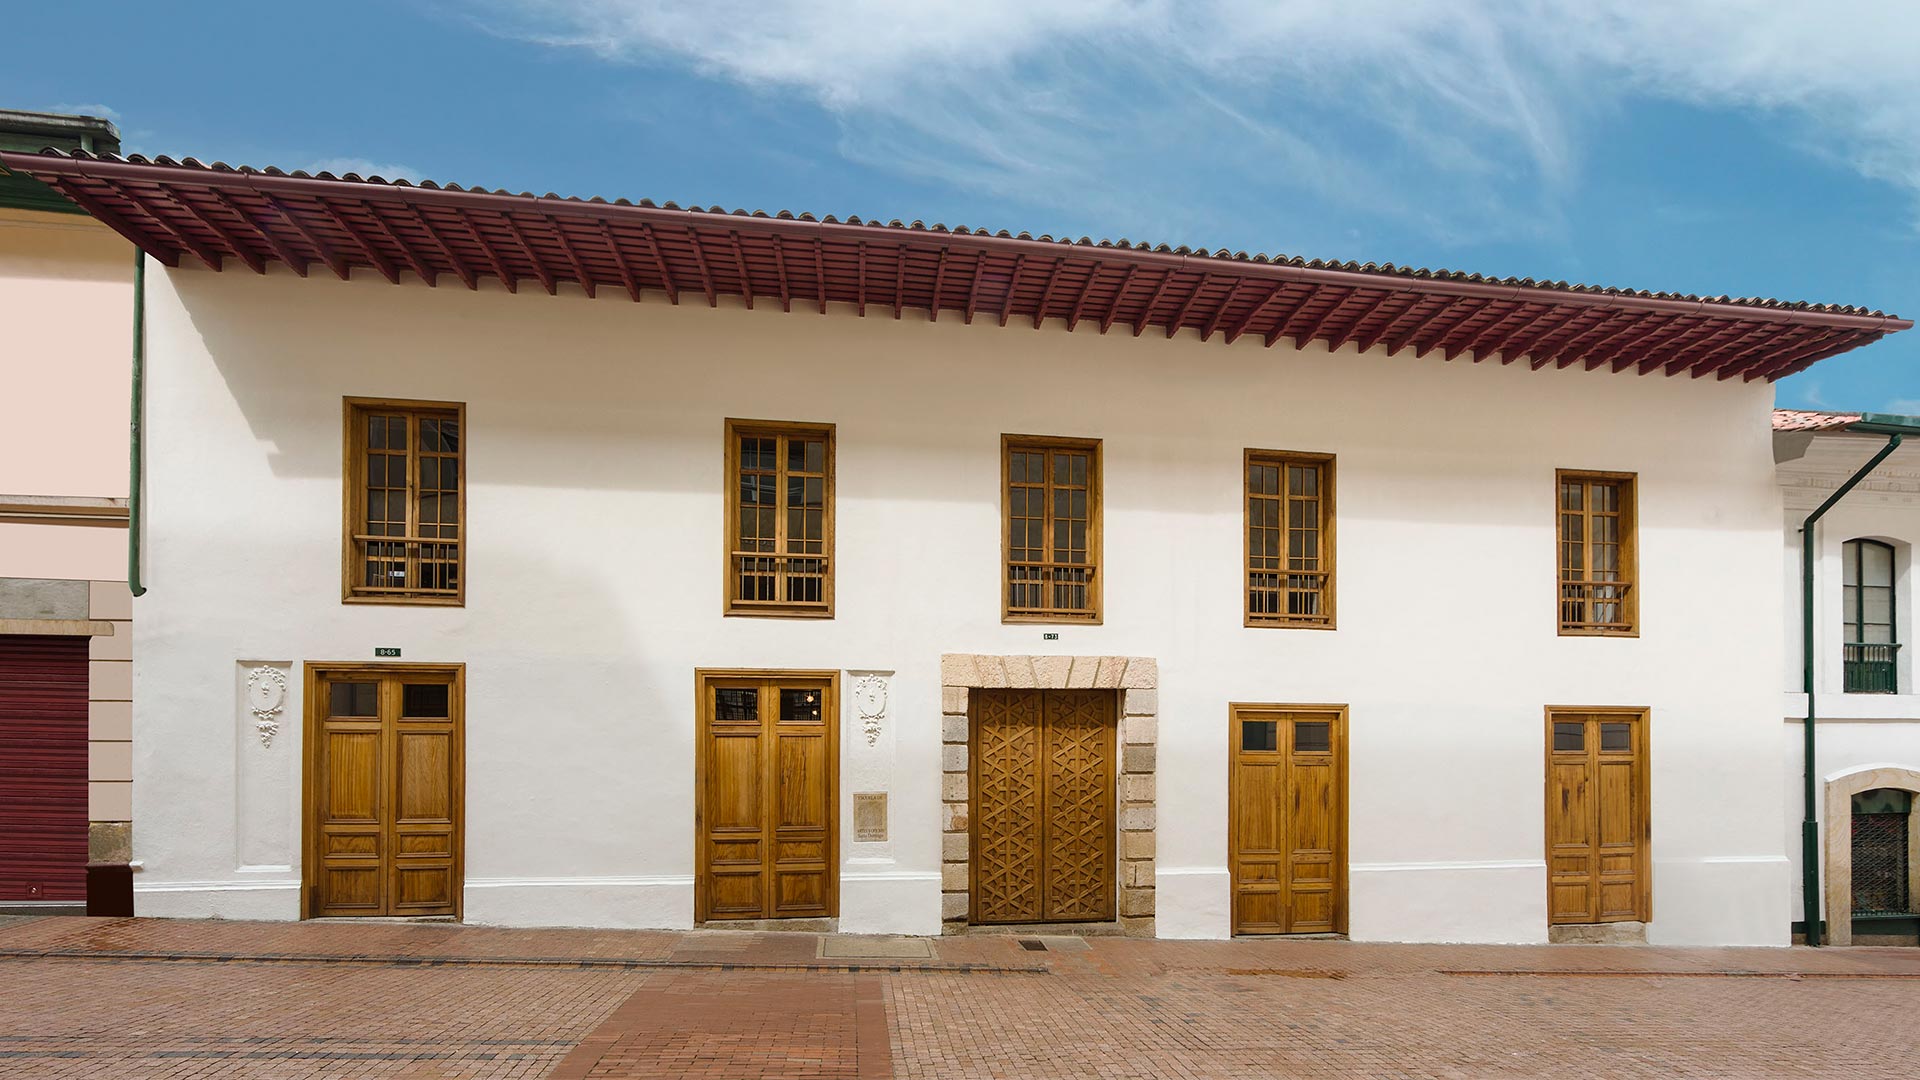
[1823,764,1920,946]
[940,654,1158,937]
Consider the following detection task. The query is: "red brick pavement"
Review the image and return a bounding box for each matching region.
[1,917,1917,1078]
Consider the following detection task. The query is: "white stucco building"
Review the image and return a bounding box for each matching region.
[1776,410,1920,945]
[3,147,1910,946]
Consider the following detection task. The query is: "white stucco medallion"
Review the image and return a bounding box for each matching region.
[246,666,289,748]
[851,673,889,746]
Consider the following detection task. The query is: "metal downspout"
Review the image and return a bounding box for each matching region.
[1800,432,1902,945]
[128,248,146,597]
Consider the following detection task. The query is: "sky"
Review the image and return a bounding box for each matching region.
[8,0,1917,412]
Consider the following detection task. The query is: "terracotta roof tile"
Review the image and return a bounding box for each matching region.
[13,149,1899,319]
[1772,409,1866,431]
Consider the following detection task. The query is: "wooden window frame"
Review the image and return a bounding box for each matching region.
[1244,449,1337,630]
[1542,705,1652,925]
[341,397,467,607]
[723,419,837,619]
[1555,469,1638,637]
[1001,434,1104,624]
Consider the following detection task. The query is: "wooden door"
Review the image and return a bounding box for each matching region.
[971,689,1115,924]
[1229,705,1346,935]
[696,671,837,922]
[305,665,463,918]
[1546,709,1649,925]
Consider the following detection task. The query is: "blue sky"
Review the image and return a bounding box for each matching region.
[9,1,1916,411]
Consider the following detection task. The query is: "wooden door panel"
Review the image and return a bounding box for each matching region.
[1230,707,1346,936]
[696,674,837,921]
[1545,711,1647,926]
[307,669,463,919]
[707,734,763,830]
[1041,692,1114,922]
[323,731,381,821]
[395,732,452,821]
[973,690,1045,924]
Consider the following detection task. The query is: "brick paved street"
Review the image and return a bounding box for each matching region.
[0,917,1917,1078]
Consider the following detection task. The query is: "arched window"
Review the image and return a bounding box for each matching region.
[1842,539,1898,694]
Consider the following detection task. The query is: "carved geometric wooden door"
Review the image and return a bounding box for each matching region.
[1229,706,1345,935]
[306,667,463,919]
[697,673,837,922]
[1546,709,1648,925]
[971,690,1114,924]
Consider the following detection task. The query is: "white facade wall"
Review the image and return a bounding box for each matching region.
[133,261,1789,944]
[1777,439,1920,925]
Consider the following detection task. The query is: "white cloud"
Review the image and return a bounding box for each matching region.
[474,1,1920,243]
[46,102,121,121]
[302,157,423,181]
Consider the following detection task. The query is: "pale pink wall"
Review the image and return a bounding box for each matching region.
[0,208,132,499]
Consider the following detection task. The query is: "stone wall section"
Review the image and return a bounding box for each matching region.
[939,654,1158,937]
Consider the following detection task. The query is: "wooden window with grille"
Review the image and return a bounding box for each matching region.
[1557,470,1637,635]
[1246,450,1335,628]
[725,419,834,617]
[1003,435,1101,623]
[342,398,465,605]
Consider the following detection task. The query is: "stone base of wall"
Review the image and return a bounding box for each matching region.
[939,654,1158,938]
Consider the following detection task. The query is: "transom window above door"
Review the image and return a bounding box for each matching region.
[1003,435,1102,623]
[343,398,465,606]
[724,419,835,617]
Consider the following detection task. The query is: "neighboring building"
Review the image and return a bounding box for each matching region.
[1,146,1909,945]
[1776,409,1920,945]
[0,112,136,915]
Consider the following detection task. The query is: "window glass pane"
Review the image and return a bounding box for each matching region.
[1863,589,1893,627]
[1843,543,1861,586]
[715,688,758,722]
[402,683,450,717]
[1241,720,1277,752]
[780,687,823,723]
[1293,720,1331,753]
[330,681,377,717]
[1560,481,1582,511]
[1863,542,1893,585]
[1552,721,1584,751]
[1600,722,1630,752]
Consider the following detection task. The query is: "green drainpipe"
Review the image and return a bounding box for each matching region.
[128,248,146,597]
[1800,419,1912,945]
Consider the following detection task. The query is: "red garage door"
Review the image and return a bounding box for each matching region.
[0,635,89,903]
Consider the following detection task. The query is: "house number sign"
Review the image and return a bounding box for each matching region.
[374,647,402,658]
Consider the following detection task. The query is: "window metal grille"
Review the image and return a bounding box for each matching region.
[1852,798,1911,917]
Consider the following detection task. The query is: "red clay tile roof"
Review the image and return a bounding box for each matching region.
[3,148,1910,383]
[1773,409,1867,431]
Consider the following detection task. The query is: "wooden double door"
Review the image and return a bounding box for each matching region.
[304,665,464,918]
[970,690,1115,924]
[1229,705,1346,935]
[696,672,838,921]
[1546,708,1649,924]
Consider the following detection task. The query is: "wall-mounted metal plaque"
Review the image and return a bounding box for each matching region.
[853,792,888,842]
